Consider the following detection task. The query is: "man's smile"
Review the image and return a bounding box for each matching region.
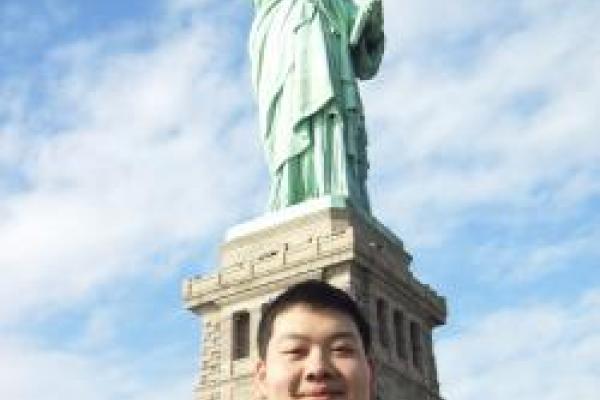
[297,387,346,399]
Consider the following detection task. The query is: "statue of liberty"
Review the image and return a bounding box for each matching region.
[249,0,385,213]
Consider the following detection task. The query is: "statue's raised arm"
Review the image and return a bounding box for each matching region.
[350,0,385,79]
[248,0,385,212]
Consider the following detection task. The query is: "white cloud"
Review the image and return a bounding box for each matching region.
[73,306,119,350]
[438,289,600,400]
[0,1,265,324]
[166,0,216,13]
[0,335,193,400]
[391,0,515,45]
[366,0,600,248]
[475,224,600,283]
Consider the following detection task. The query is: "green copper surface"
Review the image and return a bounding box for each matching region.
[249,0,384,213]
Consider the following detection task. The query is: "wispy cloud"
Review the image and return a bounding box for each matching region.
[438,289,600,400]
[475,224,600,283]
[0,334,193,400]
[367,0,600,250]
[0,0,263,324]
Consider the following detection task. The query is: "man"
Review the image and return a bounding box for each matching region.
[249,0,385,212]
[255,280,375,400]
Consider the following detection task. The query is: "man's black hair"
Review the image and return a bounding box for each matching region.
[257,279,371,359]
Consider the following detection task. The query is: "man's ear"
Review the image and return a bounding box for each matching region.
[254,359,268,399]
[367,356,377,400]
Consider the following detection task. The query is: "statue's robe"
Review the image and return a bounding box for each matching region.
[249,0,384,211]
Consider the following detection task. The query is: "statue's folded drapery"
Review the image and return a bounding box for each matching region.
[249,0,384,211]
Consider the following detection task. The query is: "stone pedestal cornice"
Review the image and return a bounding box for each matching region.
[183,207,446,326]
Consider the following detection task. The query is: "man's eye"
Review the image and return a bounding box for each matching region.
[332,346,355,356]
[282,348,305,356]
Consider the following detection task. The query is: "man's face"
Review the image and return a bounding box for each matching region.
[256,304,374,400]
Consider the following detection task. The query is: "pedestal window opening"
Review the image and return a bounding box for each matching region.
[233,311,250,360]
[376,299,390,348]
[410,321,423,371]
[393,310,407,360]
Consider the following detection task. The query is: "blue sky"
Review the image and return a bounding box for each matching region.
[0,0,598,399]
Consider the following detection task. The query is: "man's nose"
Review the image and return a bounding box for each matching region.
[305,348,334,381]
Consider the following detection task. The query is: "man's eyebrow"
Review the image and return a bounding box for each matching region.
[329,332,359,341]
[276,332,359,342]
[275,333,309,342]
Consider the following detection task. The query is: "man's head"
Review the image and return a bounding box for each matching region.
[255,280,374,400]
